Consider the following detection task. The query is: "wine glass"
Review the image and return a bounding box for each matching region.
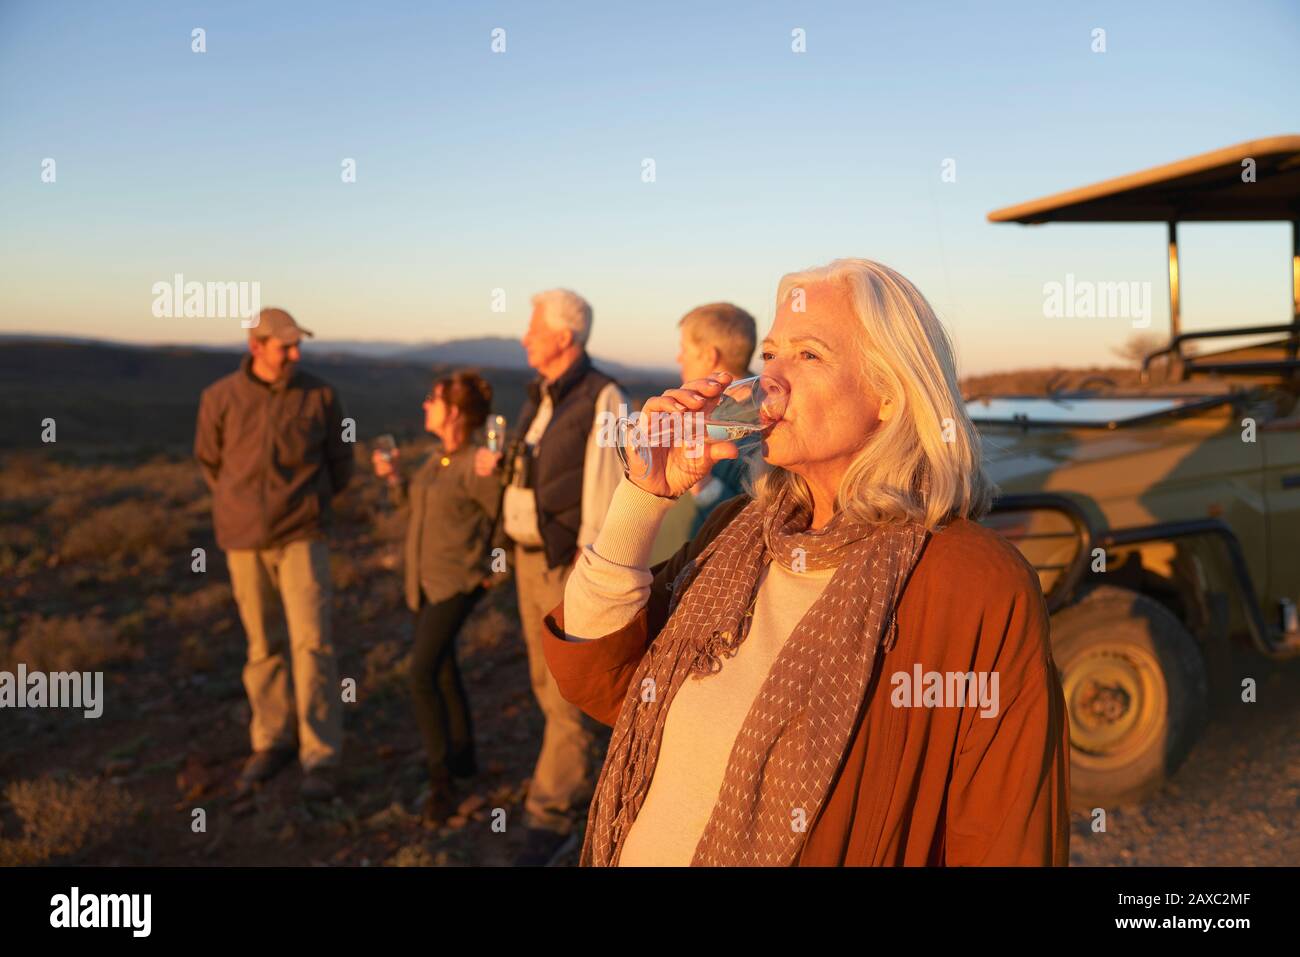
[374,434,399,486]
[615,374,788,476]
[485,414,507,453]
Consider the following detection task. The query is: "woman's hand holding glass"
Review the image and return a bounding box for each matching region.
[625,372,741,498]
[372,446,400,479]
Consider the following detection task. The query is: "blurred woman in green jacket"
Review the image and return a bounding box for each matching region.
[373,370,502,823]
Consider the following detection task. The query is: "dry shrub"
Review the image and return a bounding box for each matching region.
[134,459,207,506]
[363,639,410,695]
[42,492,93,526]
[29,459,204,522]
[331,553,362,591]
[371,575,403,607]
[59,499,190,563]
[178,634,214,673]
[387,843,443,867]
[331,483,379,527]
[37,467,139,524]
[0,535,44,577]
[159,582,233,628]
[0,776,140,865]
[459,605,512,657]
[0,451,54,491]
[353,575,404,622]
[3,614,137,672]
[371,503,410,545]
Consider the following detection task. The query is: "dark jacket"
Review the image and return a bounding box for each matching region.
[396,443,502,612]
[194,356,353,551]
[511,353,617,569]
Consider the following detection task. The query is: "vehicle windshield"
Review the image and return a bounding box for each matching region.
[966,395,1226,428]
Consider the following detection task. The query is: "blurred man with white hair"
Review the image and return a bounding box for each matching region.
[478,288,626,865]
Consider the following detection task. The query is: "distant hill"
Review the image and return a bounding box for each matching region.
[0,338,675,455]
[0,332,676,382]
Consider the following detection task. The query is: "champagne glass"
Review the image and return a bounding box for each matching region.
[374,434,399,486]
[486,414,507,453]
[615,374,788,476]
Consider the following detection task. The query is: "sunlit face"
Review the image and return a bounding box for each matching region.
[423,385,459,437]
[249,335,301,381]
[759,281,889,479]
[676,328,717,383]
[521,304,570,372]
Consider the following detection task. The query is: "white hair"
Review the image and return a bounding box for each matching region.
[759,258,994,530]
[532,289,593,347]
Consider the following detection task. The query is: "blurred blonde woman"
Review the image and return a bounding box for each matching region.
[541,259,1070,866]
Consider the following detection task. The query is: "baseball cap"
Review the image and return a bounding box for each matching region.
[250,307,314,343]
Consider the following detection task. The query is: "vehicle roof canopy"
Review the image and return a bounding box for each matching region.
[987,135,1300,224]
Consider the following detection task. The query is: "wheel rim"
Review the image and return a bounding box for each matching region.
[1061,641,1167,767]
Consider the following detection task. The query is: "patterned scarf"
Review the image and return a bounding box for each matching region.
[581,484,929,866]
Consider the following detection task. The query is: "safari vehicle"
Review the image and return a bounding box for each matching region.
[977,136,1300,810]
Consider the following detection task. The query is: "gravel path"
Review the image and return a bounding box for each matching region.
[1068,655,1300,866]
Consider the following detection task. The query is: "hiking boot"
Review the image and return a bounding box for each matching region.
[513,827,578,867]
[422,765,457,826]
[235,748,295,797]
[300,767,338,802]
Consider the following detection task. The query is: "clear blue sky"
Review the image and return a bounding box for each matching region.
[1,0,1296,374]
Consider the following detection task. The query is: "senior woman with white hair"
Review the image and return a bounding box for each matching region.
[540,258,1070,866]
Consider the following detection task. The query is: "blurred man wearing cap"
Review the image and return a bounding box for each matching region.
[194,307,353,801]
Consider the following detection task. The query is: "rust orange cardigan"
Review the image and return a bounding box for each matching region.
[542,495,1071,866]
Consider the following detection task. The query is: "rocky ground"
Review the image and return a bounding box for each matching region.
[1,444,1295,867]
[0,445,590,866]
[1068,655,1300,867]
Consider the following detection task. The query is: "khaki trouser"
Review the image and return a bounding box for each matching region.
[515,546,605,835]
[227,539,342,771]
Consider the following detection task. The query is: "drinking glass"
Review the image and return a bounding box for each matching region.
[486,414,507,453]
[615,374,788,476]
[374,434,398,486]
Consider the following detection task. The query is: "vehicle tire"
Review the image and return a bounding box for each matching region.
[1050,585,1208,811]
